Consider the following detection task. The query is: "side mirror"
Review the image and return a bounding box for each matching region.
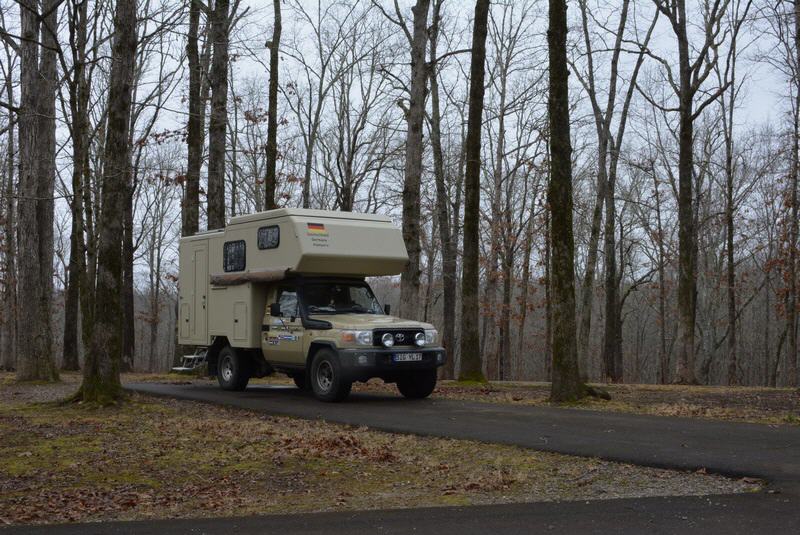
[383,304,391,315]
[269,303,282,317]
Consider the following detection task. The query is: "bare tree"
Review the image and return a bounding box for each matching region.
[459,0,490,382]
[207,0,231,230]
[13,0,59,381]
[0,4,16,372]
[548,0,584,401]
[74,0,137,403]
[648,0,738,383]
[264,0,281,210]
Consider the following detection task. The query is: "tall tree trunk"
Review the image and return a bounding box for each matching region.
[516,210,536,378]
[458,0,490,382]
[75,0,137,403]
[398,0,430,321]
[544,207,552,381]
[184,0,204,237]
[428,1,456,379]
[62,0,91,372]
[787,0,800,387]
[654,173,669,383]
[121,190,135,372]
[16,0,59,382]
[2,42,17,371]
[723,25,739,386]
[673,0,698,384]
[548,0,584,401]
[602,152,621,381]
[207,0,230,230]
[264,0,281,210]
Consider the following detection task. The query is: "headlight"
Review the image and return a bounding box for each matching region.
[424,329,437,345]
[341,330,372,346]
[381,332,395,347]
[414,332,425,347]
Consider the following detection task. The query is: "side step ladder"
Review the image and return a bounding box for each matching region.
[172,349,207,372]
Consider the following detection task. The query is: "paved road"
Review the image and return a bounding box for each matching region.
[4,382,800,534]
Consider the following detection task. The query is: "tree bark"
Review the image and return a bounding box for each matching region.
[548,0,585,401]
[264,0,281,210]
[75,0,137,403]
[398,0,430,321]
[16,0,59,382]
[673,0,698,384]
[428,1,456,378]
[184,0,205,237]
[458,0,490,382]
[787,0,800,387]
[2,37,17,371]
[207,0,230,230]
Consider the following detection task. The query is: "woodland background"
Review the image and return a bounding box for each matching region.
[0,0,798,387]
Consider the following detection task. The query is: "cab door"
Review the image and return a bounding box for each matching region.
[262,284,305,365]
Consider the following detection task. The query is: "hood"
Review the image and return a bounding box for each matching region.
[309,314,434,331]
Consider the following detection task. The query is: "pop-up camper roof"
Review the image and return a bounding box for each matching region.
[182,208,409,281]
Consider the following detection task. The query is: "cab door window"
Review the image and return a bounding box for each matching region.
[276,287,299,319]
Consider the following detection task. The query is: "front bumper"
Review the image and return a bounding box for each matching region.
[338,347,446,381]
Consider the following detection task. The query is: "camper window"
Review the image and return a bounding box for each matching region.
[223,240,246,272]
[257,225,280,249]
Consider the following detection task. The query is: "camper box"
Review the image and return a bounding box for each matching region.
[178,208,408,349]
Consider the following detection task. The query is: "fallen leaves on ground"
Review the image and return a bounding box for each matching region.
[0,380,762,526]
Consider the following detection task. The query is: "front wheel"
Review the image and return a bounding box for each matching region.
[217,346,251,391]
[397,369,437,399]
[291,373,307,390]
[310,349,351,402]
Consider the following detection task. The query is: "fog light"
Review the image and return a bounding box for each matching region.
[357,354,369,366]
[436,353,444,363]
[381,333,394,347]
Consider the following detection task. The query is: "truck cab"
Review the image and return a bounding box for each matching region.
[178,208,445,402]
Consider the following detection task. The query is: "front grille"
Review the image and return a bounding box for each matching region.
[373,329,423,347]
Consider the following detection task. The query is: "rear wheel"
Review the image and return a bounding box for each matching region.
[397,369,437,399]
[217,346,251,391]
[310,349,351,402]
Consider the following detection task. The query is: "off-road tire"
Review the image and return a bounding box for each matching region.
[217,346,251,391]
[397,369,437,399]
[310,349,351,402]
[291,373,307,390]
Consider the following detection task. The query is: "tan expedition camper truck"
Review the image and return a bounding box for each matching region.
[178,208,446,402]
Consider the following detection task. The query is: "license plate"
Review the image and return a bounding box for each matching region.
[393,352,423,362]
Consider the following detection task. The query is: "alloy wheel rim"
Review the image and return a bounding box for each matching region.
[317,360,333,392]
[221,356,233,382]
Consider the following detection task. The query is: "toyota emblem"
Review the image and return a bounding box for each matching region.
[395,333,405,342]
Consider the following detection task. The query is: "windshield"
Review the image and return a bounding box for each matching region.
[303,282,384,315]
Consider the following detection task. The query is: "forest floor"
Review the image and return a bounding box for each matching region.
[0,372,760,526]
[122,372,800,426]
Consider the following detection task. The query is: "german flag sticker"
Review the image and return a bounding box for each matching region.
[306,222,328,236]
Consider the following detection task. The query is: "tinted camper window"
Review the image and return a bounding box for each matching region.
[223,240,246,272]
[257,225,280,250]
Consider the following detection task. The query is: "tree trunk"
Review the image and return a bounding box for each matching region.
[75,0,137,403]
[398,0,430,321]
[787,0,800,387]
[16,0,59,382]
[207,0,230,230]
[673,0,698,384]
[2,41,17,372]
[121,191,135,372]
[602,153,621,382]
[548,0,584,401]
[184,0,204,237]
[264,0,281,210]
[428,1,456,379]
[458,0,490,383]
